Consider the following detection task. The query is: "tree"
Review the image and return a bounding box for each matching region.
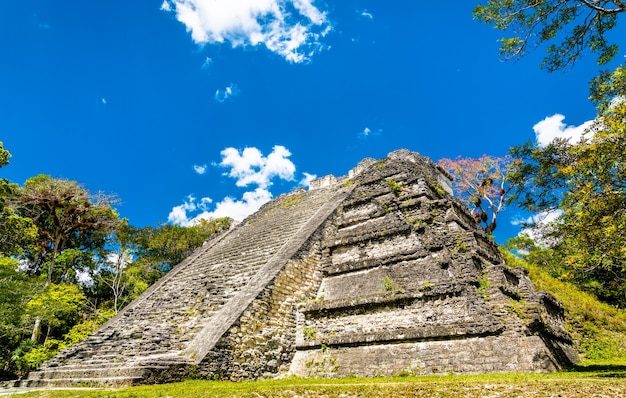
[0,142,37,257]
[509,65,626,306]
[8,175,119,343]
[474,0,625,71]
[0,257,41,378]
[24,284,86,343]
[11,175,119,284]
[438,155,517,234]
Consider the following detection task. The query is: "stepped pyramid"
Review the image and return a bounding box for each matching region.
[14,149,577,387]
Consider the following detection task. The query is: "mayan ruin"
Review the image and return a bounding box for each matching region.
[13,149,578,387]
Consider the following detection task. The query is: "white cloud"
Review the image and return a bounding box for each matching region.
[220,145,295,188]
[168,188,273,226]
[101,98,107,104]
[512,210,563,247]
[358,126,382,139]
[533,114,593,147]
[201,56,213,69]
[168,145,312,225]
[193,164,207,174]
[215,83,239,102]
[160,1,172,11]
[161,0,331,63]
[359,9,374,19]
[168,195,200,225]
[299,172,317,188]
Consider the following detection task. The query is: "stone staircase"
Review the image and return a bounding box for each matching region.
[14,185,347,387]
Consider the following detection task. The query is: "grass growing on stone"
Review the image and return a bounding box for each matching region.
[11,366,626,398]
[501,250,626,363]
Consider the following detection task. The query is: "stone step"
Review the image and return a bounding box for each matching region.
[14,375,144,388]
[25,364,168,380]
[301,285,465,315]
[296,321,505,350]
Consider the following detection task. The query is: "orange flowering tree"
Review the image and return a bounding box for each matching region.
[438,155,517,235]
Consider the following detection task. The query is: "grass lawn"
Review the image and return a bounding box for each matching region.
[11,363,626,398]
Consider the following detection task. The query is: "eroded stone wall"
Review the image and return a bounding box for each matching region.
[196,226,332,380]
[289,150,577,377]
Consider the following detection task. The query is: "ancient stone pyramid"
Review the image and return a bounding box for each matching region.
[16,149,577,387]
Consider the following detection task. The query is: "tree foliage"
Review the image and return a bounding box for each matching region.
[474,0,625,71]
[509,65,626,306]
[0,142,37,257]
[0,257,41,378]
[24,284,86,341]
[438,155,517,235]
[11,175,119,284]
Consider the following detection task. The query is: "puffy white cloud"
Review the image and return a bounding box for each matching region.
[161,0,331,63]
[214,84,239,103]
[169,145,312,225]
[193,164,207,174]
[299,172,317,188]
[168,188,273,226]
[533,114,593,147]
[168,195,200,225]
[219,145,295,188]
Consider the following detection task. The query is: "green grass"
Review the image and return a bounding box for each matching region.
[12,368,626,398]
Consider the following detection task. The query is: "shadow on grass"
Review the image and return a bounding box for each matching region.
[568,363,626,378]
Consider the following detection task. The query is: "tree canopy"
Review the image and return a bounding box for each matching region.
[11,175,119,284]
[509,66,626,306]
[0,142,37,257]
[474,0,625,71]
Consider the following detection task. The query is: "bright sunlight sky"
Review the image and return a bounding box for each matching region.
[1,1,624,243]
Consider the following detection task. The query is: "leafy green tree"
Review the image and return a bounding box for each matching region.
[0,257,41,378]
[7,175,119,344]
[504,233,572,279]
[509,65,626,306]
[0,142,37,257]
[24,284,86,341]
[11,175,119,284]
[474,0,625,71]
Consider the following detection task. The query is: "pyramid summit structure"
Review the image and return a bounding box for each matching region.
[14,149,577,387]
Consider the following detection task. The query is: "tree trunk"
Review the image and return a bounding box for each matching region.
[31,317,41,342]
[47,241,59,284]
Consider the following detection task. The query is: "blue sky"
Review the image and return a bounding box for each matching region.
[1,1,624,243]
